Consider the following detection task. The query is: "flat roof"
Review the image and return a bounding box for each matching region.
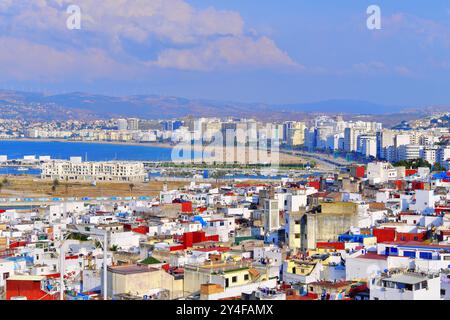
[7,275,46,281]
[384,273,427,285]
[357,253,388,261]
[383,241,450,250]
[108,265,158,275]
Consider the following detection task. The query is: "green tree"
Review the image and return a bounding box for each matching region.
[433,162,445,172]
[394,158,431,169]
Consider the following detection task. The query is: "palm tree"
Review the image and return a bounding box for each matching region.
[129,183,135,195]
[52,179,59,194]
[64,176,69,195]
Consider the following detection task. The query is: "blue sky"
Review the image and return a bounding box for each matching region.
[0,1,450,107]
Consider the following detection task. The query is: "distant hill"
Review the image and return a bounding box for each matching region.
[276,99,407,114]
[0,89,437,123]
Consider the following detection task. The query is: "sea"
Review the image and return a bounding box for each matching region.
[0,140,319,180]
[0,140,174,162]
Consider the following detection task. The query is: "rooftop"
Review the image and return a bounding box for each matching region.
[383,273,431,285]
[108,265,158,275]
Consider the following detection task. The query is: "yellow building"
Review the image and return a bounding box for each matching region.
[288,122,306,147]
[106,265,184,299]
[184,261,270,296]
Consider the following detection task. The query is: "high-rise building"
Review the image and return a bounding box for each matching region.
[344,128,363,152]
[264,199,280,233]
[283,121,294,144]
[127,118,139,131]
[117,119,128,131]
[357,134,377,158]
[397,145,422,161]
[288,122,306,147]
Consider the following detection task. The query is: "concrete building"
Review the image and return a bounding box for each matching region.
[358,134,377,158]
[304,202,359,250]
[41,160,147,182]
[367,162,399,184]
[397,145,422,161]
[264,199,280,233]
[288,122,306,147]
[370,271,441,300]
[117,119,128,131]
[127,118,140,131]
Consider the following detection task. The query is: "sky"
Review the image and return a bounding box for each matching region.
[0,0,450,107]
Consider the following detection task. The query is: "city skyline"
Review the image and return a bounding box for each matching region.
[0,1,449,107]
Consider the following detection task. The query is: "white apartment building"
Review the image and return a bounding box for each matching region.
[420,147,438,165]
[377,130,396,160]
[397,145,422,161]
[437,146,450,167]
[370,272,441,300]
[358,134,377,158]
[264,199,280,233]
[344,128,363,152]
[41,160,147,182]
[367,162,399,184]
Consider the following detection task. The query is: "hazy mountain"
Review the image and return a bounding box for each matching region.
[277,99,407,114]
[0,90,436,122]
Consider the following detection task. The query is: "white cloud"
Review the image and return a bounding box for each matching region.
[0,37,135,81]
[152,36,300,71]
[0,0,297,73]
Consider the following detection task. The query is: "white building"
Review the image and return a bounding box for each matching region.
[397,145,422,161]
[264,199,280,233]
[358,134,377,158]
[41,160,147,182]
[367,162,398,184]
[370,272,441,300]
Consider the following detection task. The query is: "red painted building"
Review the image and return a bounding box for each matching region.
[373,228,397,242]
[131,226,149,235]
[373,227,427,243]
[307,181,321,191]
[6,275,59,300]
[405,169,418,177]
[350,165,366,179]
[410,181,425,190]
[316,242,345,250]
[181,202,193,213]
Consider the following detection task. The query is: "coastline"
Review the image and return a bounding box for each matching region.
[0,138,308,166]
[0,138,175,149]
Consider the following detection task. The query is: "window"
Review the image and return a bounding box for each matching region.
[419,252,432,260]
[232,276,237,283]
[422,281,428,290]
[3,272,9,280]
[244,274,249,281]
[403,251,416,258]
